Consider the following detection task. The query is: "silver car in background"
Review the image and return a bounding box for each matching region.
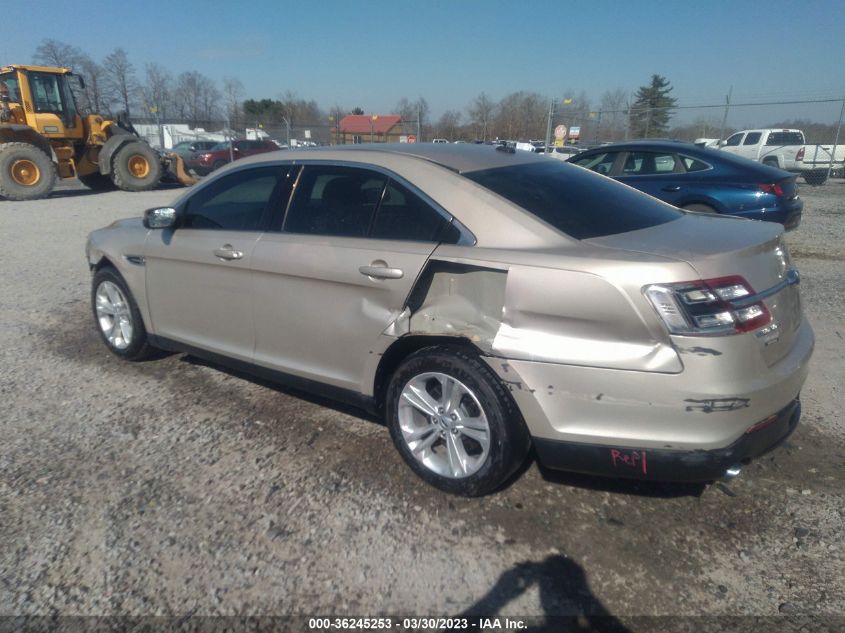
[86,145,813,496]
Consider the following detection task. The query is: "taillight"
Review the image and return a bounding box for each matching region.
[644,275,771,336]
[796,147,805,161]
[758,183,785,196]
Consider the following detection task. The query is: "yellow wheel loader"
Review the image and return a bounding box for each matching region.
[0,64,197,201]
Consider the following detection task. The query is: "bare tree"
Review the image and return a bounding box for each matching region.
[223,76,244,131]
[467,92,496,141]
[33,39,82,68]
[598,89,627,142]
[395,96,430,138]
[495,91,547,140]
[436,110,462,141]
[174,71,220,129]
[102,48,138,116]
[140,63,172,121]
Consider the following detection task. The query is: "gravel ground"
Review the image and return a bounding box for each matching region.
[1,178,843,627]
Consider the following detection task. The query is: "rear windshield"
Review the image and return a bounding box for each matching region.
[464,161,682,240]
[766,132,804,146]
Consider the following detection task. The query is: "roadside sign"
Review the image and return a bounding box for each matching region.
[400,135,408,143]
[304,130,311,139]
[554,125,567,140]
[408,134,417,143]
[569,126,581,140]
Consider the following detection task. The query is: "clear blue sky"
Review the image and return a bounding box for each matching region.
[4,0,844,124]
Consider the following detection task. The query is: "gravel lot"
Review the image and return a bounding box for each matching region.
[1,178,843,628]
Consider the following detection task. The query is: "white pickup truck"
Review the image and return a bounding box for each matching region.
[719,128,843,185]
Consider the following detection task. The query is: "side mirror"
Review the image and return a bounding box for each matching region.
[143,207,177,229]
[76,75,86,90]
[718,140,727,147]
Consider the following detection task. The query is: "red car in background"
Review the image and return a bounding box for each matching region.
[186,139,279,175]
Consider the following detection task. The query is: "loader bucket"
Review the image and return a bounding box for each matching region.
[164,153,199,186]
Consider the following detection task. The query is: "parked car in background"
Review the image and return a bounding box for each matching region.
[186,139,278,176]
[569,140,802,230]
[432,138,449,143]
[86,144,811,495]
[170,140,218,160]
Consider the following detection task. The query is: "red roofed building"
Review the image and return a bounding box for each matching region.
[338,114,403,144]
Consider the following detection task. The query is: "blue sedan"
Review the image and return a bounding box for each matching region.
[567,140,802,230]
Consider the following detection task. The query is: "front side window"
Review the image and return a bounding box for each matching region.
[725,133,743,147]
[181,166,284,230]
[743,132,762,145]
[572,151,618,175]
[370,180,455,242]
[284,166,386,237]
[465,161,682,240]
[0,72,19,102]
[28,72,65,114]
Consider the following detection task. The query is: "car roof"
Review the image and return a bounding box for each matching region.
[572,139,792,177]
[577,140,696,152]
[236,143,544,174]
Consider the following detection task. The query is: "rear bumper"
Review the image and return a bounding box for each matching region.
[533,399,801,481]
[732,197,802,230]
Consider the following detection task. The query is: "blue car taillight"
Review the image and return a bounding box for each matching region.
[644,275,772,336]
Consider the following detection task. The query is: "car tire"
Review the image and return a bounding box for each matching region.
[91,266,155,361]
[212,160,227,171]
[385,345,531,496]
[0,142,57,201]
[111,142,162,192]
[803,170,828,186]
[78,172,116,191]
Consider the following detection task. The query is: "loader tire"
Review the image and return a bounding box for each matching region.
[78,172,116,191]
[0,142,57,201]
[111,142,162,192]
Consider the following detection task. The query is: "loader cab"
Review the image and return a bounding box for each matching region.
[1,65,84,141]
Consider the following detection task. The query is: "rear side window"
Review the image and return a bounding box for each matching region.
[766,132,804,146]
[284,166,386,237]
[182,166,283,230]
[681,156,711,172]
[621,152,677,175]
[465,162,682,240]
[370,180,454,242]
[743,132,762,145]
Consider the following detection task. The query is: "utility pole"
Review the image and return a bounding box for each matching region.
[544,99,554,152]
[416,107,421,142]
[827,94,845,181]
[719,86,733,142]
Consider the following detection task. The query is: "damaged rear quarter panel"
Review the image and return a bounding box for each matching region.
[493,264,682,373]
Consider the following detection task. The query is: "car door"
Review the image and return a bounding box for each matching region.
[251,164,458,393]
[739,131,762,161]
[614,150,687,205]
[144,165,289,362]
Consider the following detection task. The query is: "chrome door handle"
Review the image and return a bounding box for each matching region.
[662,185,682,192]
[359,265,404,279]
[213,244,244,260]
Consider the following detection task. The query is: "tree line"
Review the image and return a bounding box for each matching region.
[29,43,838,145]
